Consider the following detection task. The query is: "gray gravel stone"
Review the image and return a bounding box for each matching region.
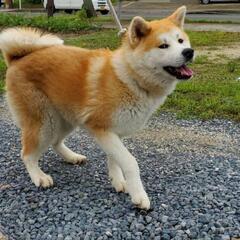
[1,95,240,239]
[64,213,75,221]
[64,237,72,240]
[162,233,171,240]
[161,215,169,223]
[135,223,145,231]
[57,234,64,240]
[105,231,112,237]
[221,235,230,240]
[145,216,152,223]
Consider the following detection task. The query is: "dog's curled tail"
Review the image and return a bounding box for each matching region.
[0,27,63,66]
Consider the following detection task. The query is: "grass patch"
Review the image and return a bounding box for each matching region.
[187,31,240,47]
[0,29,240,121]
[161,58,240,121]
[93,15,114,23]
[194,55,209,64]
[0,12,100,33]
[65,29,119,50]
[0,55,6,93]
[186,18,240,25]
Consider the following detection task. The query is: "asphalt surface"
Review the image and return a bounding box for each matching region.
[118,10,240,22]
[117,2,240,22]
[1,2,240,23]
[1,94,240,240]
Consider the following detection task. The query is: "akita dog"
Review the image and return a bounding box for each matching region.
[0,6,194,209]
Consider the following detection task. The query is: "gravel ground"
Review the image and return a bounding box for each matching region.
[1,94,240,240]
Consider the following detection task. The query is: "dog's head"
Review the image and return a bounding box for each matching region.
[124,6,194,85]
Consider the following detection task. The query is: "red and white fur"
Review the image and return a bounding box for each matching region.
[0,6,193,209]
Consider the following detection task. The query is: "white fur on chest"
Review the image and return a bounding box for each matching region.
[111,96,166,136]
[111,50,177,136]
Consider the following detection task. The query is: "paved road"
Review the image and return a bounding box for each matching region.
[1,94,240,240]
[1,2,240,23]
[116,2,240,22]
[118,9,240,21]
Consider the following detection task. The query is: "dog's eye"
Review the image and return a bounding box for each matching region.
[178,39,184,44]
[159,44,169,49]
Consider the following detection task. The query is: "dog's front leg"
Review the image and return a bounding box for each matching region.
[93,130,150,210]
[107,156,127,193]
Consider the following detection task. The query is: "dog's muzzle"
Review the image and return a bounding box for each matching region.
[182,48,194,62]
[163,48,194,80]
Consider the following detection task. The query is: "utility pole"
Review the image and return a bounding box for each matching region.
[47,0,55,17]
[83,0,97,18]
[5,0,13,9]
[117,0,122,19]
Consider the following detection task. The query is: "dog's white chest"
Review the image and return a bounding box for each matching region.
[111,96,166,136]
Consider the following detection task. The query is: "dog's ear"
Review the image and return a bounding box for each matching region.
[168,6,186,29]
[128,16,151,46]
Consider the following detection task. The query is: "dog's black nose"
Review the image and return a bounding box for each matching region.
[182,48,194,61]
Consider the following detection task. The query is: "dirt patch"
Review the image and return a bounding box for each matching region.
[197,43,240,63]
[133,123,239,156]
[0,232,8,240]
[0,95,10,120]
[186,23,240,33]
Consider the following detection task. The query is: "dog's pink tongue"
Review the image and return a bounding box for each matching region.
[178,65,193,77]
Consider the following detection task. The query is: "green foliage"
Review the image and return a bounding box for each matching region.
[0,55,6,93]
[194,55,209,65]
[23,0,42,3]
[227,60,238,73]
[187,31,240,47]
[65,30,119,50]
[0,13,100,33]
[77,9,89,20]
[13,0,42,8]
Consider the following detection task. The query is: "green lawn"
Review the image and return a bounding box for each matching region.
[0,55,6,93]
[0,29,240,121]
[65,30,119,50]
[161,58,240,121]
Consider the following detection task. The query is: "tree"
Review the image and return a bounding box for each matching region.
[83,0,97,18]
[46,0,55,17]
[5,0,13,8]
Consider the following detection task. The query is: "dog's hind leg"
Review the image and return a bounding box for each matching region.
[21,122,54,188]
[7,81,54,188]
[54,141,87,164]
[53,125,87,165]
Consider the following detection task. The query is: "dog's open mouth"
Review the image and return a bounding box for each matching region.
[163,64,193,80]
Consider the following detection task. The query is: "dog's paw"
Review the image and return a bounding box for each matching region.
[112,179,128,193]
[131,191,150,210]
[31,172,54,188]
[64,154,87,165]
